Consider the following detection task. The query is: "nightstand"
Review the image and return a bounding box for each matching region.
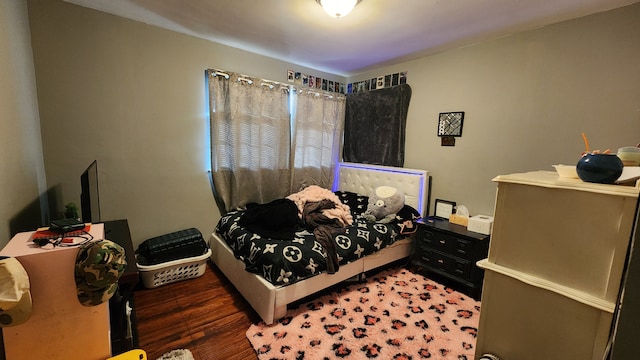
[411,218,489,299]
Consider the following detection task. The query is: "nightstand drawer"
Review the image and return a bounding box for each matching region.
[421,229,473,259]
[420,249,472,279]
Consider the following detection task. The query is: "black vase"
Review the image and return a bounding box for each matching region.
[576,154,623,184]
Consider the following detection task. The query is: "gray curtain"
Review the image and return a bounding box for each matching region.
[343,84,412,167]
[208,70,292,212]
[208,69,346,212]
[290,89,346,192]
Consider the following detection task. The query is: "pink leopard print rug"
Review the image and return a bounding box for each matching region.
[246,267,481,359]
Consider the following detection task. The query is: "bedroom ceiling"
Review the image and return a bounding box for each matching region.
[63,0,638,76]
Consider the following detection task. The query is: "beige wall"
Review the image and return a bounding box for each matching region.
[26,0,342,247]
[0,0,47,248]
[350,3,640,216]
[18,0,640,249]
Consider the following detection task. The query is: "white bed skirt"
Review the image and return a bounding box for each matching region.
[210,232,414,324]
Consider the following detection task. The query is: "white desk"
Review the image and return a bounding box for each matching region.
[0,224,111,360]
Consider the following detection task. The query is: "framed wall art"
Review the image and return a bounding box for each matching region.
[438,111,465,137]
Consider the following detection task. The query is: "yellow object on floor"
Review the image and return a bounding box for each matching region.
[107,349,147,360]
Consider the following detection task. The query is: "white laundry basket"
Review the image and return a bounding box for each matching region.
[136,249,211,288]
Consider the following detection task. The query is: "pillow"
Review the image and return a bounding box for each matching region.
[394,204,422,235]
[395,204,421,222]
[334,190,369,216]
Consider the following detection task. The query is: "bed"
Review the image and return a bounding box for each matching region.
[210,162,430,324]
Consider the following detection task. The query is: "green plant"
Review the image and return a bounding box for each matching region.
[64,202,79,219]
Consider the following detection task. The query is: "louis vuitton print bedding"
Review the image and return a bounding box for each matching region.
[214,190,419,287]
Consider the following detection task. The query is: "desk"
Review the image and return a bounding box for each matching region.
[0,224,111,360]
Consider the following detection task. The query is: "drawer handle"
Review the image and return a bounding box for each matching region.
[439,240,446,244]
[437,259,444,264]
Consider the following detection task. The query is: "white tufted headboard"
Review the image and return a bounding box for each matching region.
[332,162,430,217]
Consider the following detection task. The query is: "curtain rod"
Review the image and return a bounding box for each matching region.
[208,68,345,98]
[209,68,289,88]
[212,70,229,79]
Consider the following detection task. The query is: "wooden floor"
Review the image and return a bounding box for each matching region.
[133,258,419,359]
[134,261,261,360]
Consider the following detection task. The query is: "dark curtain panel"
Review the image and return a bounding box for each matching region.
[343,84,412,167]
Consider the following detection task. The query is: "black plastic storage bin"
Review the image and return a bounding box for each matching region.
[135,228,208,266]
[135,228,211,288]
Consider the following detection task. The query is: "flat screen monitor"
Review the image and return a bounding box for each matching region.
[80,160,101,223]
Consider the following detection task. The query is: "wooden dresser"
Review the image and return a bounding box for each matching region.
[475,171,640,360]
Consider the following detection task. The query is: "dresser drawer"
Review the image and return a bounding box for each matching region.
[421,229,473,259]
[420,249,472,280]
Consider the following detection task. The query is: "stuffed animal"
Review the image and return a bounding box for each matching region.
[363,186,405,223]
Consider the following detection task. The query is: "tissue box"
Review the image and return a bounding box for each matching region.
[449,214,469,227]
[468,215,494,235]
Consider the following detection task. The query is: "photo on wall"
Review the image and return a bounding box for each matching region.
[400,71,407,84]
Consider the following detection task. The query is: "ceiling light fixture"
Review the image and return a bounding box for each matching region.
[316,0,361,18]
